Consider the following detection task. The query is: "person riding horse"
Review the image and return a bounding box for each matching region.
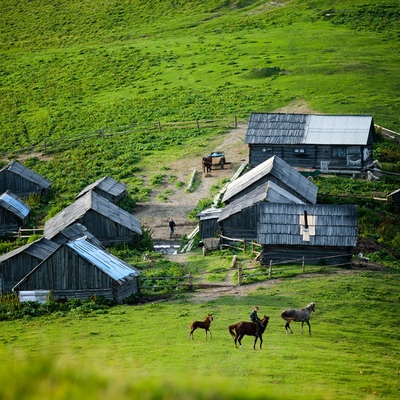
[250,306,262,337]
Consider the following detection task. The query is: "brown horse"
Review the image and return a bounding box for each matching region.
[189,314,213,340]
[228,315,270,349]
[202,156,212,173]
[281,302,316,335]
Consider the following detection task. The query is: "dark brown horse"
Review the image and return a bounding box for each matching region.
[228,315,270,349]
[189,314,213,340]
[281,302,316,335]
[202,156,212,173]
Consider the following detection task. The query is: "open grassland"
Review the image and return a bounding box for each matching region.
[1,0,399,153]
[1,271,399,399]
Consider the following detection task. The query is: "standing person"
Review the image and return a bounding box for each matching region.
[168,218,176,239]
[250,306,261,337]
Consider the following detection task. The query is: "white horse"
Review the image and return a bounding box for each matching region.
[281,302,316,335]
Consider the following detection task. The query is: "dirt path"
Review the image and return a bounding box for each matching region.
[132,123,249,243]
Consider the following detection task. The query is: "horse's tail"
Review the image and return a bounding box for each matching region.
[228,324,237,338]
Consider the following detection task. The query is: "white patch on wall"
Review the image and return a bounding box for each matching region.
[299,212,316,242]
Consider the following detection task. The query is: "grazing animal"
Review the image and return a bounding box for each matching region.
[228,315,270,349]
[281,302,316,335]
[189,314,213,340]
[202,156,212,173]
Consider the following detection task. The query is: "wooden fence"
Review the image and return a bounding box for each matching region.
[1,116,238,157]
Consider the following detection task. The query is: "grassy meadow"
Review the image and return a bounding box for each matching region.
[1,270,400,399]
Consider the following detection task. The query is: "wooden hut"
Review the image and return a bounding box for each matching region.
[44,191,142,246]
[0,238,59,293]
[76,176,127,204]
[0,160,51,197]
[245,113,375,173]
[197,207,222,239]
[218,181,305,242]
[12,237,140,303]
[257,203,358,266]
[0,190,30,236]
[221,156,318,205]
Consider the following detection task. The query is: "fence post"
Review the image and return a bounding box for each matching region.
[269,260,273,278]
[243,238,246,253]
[302,256,305,273]
[238,264,242,286]
[196,119,200,129]
[158,121,162,131]
[187,274,193,290]
[231,255,238,269]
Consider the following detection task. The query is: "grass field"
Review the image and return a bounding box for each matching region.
[1,270,399,399]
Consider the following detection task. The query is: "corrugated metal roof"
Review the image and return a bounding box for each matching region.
[76,176,127,199]
[222,156,318,204]
[54,223,104,248]
[66,238,140,282]
[0,190,30,219]
[1,161,51,189]
[245,113,373,145]
[257,203,358,247]
[197,207,222,221]
[44,191,141,239]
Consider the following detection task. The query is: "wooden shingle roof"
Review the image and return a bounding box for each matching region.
[0,161,51,189]
[76,176,127,200]
[44,190,141,239]
[222,156,318,204]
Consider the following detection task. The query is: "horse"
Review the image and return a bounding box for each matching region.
[202,156,212,173]
[189,314,213,340]
[228,315,270,349]
[281,302,316,335]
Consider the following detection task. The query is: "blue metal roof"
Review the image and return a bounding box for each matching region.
[66,239,140,282]
[0,191,30,218]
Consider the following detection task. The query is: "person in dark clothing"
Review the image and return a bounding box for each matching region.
[250,306,262,337]
[168,218,176,239]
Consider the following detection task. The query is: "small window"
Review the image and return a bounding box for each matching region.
[294,148,305,154]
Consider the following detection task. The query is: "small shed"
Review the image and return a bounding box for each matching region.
[12,237,140,303]
[197,207,222,239]
[0,190,31,236]
[218,181,305,242]
[0,160,52,197]
[245,113,375,172]
[221,156,318,205]
[257,203,358,266]
[76,176,127,204]
[44,191,142,246]
[0,237,59,293]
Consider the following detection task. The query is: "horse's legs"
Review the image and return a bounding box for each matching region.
[205,328,212,339]
[259,334,263,349]
[285,321,293,334]
[189,327,196,340]
[238,334,244,349]
[305,320,311,335]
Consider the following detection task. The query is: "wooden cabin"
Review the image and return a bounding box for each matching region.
[0,190,30,237]
[221,156,318,205]
[0,160,51,197]
[76,176,127,204]
[257,203,358,266]
[44,190,142,246]
[0,238,59,293]
[218,181,305,242]
[197,207,222,239]
[12,238,140,303]
[245,113,375,173]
